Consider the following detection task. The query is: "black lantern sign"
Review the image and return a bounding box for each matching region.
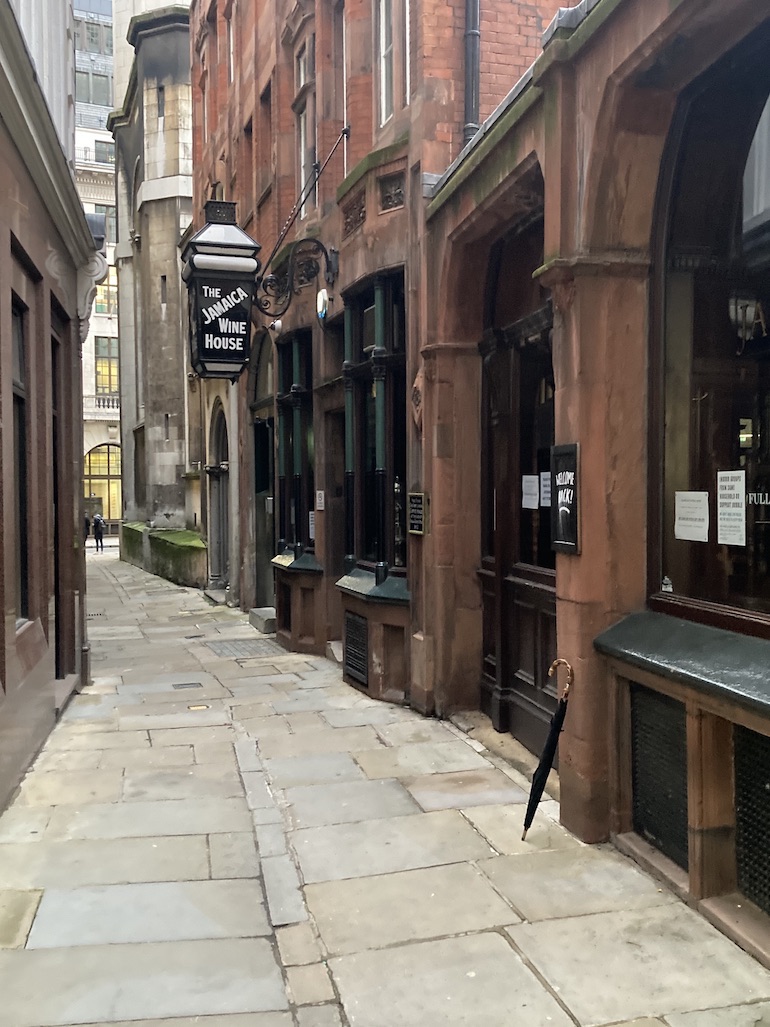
[182,200,261,380]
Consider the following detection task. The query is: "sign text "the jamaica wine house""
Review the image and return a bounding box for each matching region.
[197,281,253,361]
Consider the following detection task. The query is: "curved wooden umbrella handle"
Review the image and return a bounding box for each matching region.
[548,658,574,700]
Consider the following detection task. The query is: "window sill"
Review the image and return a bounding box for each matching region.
[594,610,770,717]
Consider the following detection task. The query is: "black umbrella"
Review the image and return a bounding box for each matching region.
[521,658,573,841]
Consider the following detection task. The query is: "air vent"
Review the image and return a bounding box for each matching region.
[344,612,368,687]
[735,724,770,915]
[631,684,688,870]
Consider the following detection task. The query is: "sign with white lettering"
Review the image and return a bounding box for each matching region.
[551,444,580,554]
[189,276,254,378]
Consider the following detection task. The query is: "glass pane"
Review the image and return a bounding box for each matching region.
[76,70,89,103]
[91,74,111,106]
[362,384,377,561]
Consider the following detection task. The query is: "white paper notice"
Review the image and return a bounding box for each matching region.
[540,471,552,508]
[674,491,709,543]
[522,475,539,510]
[308,511,316,541]
[717,470,746,546]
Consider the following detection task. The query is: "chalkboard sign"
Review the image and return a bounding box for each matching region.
[551,444,580,554]
[408,493,427,535]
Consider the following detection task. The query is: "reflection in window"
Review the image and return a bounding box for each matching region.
[95,267,118,315]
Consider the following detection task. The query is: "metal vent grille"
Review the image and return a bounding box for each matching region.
[344,612,368,686]
[203,638,284,659]
[631,684,689,870]
[735,725,770,915]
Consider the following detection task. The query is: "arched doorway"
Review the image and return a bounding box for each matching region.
[83,444,122,533]
[479,192,558,756]
[208,405,229,588]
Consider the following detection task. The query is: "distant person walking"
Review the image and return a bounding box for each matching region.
[84,513,90,547]
[93,513,105,553]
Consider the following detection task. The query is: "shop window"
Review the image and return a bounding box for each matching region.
[656,47,770,623]
[276,332,314,551]
[347,275,407,570]
[95,337,119,395]
[12,305,29,620]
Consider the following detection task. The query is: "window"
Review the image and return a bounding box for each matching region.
[85,22,101,53]
[94,141,115,165]
[655,39,770,624]
[257,83,273,202]
[95,204,116,244]
[95,337,119,395]
[157,85,165,120]
[227,15,235,83]
[84,445,122,523]
[76,68,113,106]
[294,37,316,217]
[378,0,394,124]
[95,266,118,315]
[12,305,29,619]
[346,275,407,571]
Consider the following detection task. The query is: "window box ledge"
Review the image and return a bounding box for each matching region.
[271,548,323,574]
[335,567,410,605]
[594,611,770,718]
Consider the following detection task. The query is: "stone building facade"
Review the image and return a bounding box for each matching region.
[110,3,196,536]
[0,0,105,810]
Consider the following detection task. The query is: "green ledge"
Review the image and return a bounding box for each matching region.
[595,611,770,716]
[335,567,410,605]
[271,549,323,574]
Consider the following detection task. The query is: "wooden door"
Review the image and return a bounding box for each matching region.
[480,317,558,755]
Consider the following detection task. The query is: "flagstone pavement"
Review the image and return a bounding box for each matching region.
[1,551,770,1026]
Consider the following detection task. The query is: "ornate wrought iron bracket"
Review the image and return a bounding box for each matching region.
[255,238,339,319]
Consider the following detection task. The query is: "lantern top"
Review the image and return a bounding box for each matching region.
[183,201,262,262]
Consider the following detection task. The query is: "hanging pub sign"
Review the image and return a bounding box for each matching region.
[188,277,255,379]
[551,443,580,554]
[182,200,261,380]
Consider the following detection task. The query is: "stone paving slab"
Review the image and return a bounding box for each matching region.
[507,904,770,1025]
[15,769,125,807]
[353,741,489,779]
[330,933,574,1027]
[261,854,308,926]
[118,708,231,730]
[67,1016,293,1027]
[403,767,527,811]
[0,806,52,842]
[0,938,288,1026]
[264,752,366,788]
[27,879,270,947]
[98,745,195,769]
[284,778,420,828]
[0,889,40,948]
[122,764,243,802]
[0,836,209,888]
[31,750,105,772]
[667,1005,770,1025]
[45,798,252,840]
[256,726,384,759]
[42,729,150,751]
[462,802,581,855]
[307,862,521,954]
[479,846,677,920]
[292,810,495,883]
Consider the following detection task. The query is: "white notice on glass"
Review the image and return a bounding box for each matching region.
[540,471,551,508]
[674,491,709,543]
[522,475,539,510]
[308,511,316,541]
[717,470,746,546]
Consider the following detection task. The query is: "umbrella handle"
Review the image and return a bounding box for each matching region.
[548,658,573,700]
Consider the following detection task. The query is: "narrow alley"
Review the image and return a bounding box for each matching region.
[0,553,769,1026]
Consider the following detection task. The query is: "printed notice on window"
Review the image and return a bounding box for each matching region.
[522,475,539,510]
[717,470,746,546]
[674,491,709,543]
[539,471,551,508]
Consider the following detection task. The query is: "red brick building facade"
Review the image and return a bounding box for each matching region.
[187,0,770,961]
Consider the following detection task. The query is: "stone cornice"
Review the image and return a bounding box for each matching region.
[0,2,96,267]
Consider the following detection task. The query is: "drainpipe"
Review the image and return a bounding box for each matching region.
[464,0,480,145]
